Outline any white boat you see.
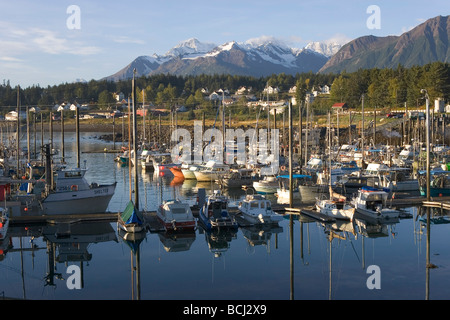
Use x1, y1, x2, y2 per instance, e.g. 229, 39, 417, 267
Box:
41, 167, 116, 215
0, 207, 9, 242
180, 163, 197, 179
253, 175, 278, 194
156, 199, 197, 232
140, 150, 155, 171
315, 198, 355, 220
352, 187, 400, 221
238, 194, 283, 224
193, 160, 230, 182
118, 200, 145, 233
275, 174, 314, 204
198, 190, 238, 231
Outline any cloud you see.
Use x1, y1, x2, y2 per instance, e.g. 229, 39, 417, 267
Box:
0, 56, 23, 62
0, 24, 101, 57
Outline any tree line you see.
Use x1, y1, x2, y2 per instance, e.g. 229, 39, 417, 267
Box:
0, 62, 448, 115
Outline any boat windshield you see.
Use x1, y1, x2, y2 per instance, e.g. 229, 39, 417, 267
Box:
171, 208, 187, 214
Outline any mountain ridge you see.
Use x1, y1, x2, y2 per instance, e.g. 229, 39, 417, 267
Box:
104, 37, 341, 81
319, 15, 450, 73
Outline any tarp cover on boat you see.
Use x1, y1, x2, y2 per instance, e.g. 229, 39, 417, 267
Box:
121, 201, 143, 225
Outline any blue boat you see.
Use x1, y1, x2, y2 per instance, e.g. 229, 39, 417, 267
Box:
198, 190, 238, 231
419, 171, 450, 197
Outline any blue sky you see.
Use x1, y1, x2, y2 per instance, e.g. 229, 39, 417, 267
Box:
0, 0, 448, 88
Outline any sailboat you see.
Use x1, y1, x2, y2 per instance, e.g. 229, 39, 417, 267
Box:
315, 112, 355, 221
117, 69, 145, 234
118, 200, 145, 233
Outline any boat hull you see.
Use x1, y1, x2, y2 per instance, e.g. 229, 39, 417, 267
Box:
181, 169, 196, 179
42, 183, 116, 215
156, 217, 196, 232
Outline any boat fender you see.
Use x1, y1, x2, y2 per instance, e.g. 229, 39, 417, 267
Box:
71, 185, 78, 191
280, 166, 286, 171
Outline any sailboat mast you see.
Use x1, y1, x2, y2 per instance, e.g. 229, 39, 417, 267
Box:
132, 69, 139, 209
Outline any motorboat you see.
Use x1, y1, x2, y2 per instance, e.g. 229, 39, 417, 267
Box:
180, 163, 198, 179
419, 171, 450, 197
253, 175, 278, 194
275, 174, 314, 204
193, 160, 230, 182
217, 168, 254, 188
315, 198, 355, 220
156, 199, 196, 232
351, 187, 400, 221
118, 200, 145, 233
40, 167, 117, 215
198, 190, 238, 231
238, 194, 283, 224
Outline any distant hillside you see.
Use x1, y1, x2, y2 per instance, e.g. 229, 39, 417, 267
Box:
319, 15, 450, 73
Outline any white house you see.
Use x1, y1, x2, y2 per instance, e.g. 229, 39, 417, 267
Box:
114, 92, 125, 102
5, 111, 27, 121
435, 98, 445, 113
263, 86, 280, 95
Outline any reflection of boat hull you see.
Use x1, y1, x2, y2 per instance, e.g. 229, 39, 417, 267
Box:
42, 183, 116, 215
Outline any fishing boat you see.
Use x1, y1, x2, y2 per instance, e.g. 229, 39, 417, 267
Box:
238, 193, 283, 224
351, 186, 400, 221
118, 200, 145, 233
156, 199, 196, 232
198, 190, 238, 231
276, 174, 314, 204
41, 167, 117, 215
253, 175, 278, 194
193, 160, 230, 182
0, 207, 9, 242
419, 172, 450, 197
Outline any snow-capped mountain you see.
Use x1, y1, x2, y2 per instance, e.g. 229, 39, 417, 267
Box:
165, 38, 217, 58
304, 42, 343, 57
104, 37, 341, 81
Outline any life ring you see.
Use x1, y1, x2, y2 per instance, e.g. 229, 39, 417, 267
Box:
71, 185, 78, 191
280, 165, 286, 171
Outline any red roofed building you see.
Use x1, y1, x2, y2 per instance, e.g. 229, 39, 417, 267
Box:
331, 102, 349, 111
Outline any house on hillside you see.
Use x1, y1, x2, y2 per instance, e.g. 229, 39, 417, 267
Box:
263, 86, 280, 95
332, 102, 349, 112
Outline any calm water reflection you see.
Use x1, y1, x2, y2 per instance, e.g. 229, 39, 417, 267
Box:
1, 133, 449, 300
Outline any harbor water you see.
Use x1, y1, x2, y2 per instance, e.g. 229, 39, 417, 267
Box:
1, 132, 450, 300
